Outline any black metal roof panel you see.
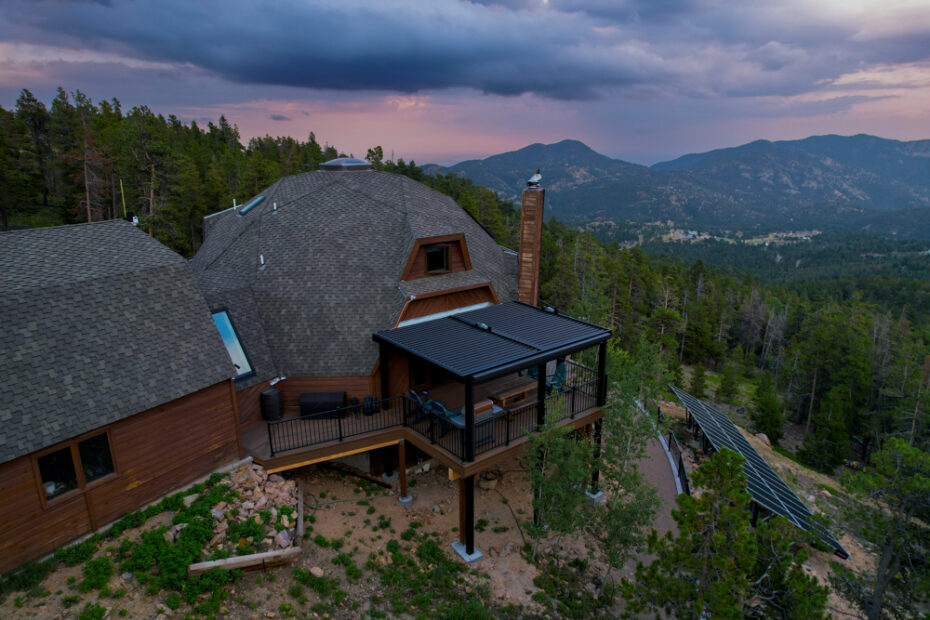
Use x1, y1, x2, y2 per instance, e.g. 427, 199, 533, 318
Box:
373, 301, 610, 379
670, 385, 848, 559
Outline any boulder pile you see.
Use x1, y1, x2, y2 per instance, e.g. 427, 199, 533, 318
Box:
206, 462, 300, 553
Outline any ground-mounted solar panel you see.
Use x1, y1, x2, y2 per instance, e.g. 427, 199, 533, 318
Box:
670, 385, 848, 559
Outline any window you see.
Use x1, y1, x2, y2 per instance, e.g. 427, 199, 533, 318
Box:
37, 447, 77, 500
78, 434, 115, 483
212, 310, 254, 380
36, 432, 115, 501
425, 245, 449, 274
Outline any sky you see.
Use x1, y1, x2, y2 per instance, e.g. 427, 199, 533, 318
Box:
1, 0, 929, 165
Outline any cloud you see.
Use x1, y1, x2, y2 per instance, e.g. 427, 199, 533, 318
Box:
3, 0, 926, 103
269, 113, 290, 121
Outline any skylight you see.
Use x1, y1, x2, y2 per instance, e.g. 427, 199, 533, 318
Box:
212, 310, 254, 379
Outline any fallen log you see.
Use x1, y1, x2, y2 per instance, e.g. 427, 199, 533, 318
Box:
188, 547, 301, 576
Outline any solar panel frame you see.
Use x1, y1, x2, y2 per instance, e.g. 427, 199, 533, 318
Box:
670, 385, 848, 559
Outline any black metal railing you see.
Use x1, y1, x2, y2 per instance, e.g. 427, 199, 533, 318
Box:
264, 368, 606, 461
667, 431, 691, 495
267, 395, 406, 456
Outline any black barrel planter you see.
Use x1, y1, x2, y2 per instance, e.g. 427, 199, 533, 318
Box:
260, 387, 283, 421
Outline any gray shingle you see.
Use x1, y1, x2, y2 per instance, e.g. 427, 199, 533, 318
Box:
192, 170, 519, 383
0, 220, 234, 464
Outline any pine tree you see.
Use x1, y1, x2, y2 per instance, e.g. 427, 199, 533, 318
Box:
751, 374, 784, 445
623, 448, 757, 619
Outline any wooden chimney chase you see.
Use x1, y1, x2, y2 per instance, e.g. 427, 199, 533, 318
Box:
517, 186, 545, 306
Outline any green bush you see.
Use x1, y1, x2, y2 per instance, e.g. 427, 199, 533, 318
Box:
55, 541, 98, 566
78, 602, 107, 620
79, 557, 113, 592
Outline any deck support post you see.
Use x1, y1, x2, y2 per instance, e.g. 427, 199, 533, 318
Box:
398, 440, 412, 506
452, 474, 482, 562
589, 417, 603, 495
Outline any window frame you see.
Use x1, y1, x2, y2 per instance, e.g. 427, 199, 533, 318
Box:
425, 244, 450, 274
31, 428, 119, 509
211, 307, 256, 382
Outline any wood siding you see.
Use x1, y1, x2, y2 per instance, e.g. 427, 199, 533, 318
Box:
0, 381, 238, 573
398, 285, 497, 323
400, 234, 471, 281
237, 380, 274, 426
277, 377, 373, 413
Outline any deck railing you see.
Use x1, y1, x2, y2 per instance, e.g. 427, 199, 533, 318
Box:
267, 395, 406, 456
265, 368, 605, 461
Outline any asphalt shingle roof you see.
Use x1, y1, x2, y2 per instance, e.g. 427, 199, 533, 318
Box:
0, 220, 235, 464
191, 169, 518, 385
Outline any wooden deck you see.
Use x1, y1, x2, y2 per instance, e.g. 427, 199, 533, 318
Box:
241, 402, 602, 476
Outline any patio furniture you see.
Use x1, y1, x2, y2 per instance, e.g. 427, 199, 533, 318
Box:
260, 387, 283, 421
299, 392, 346, 419
486, 375, 536, 408
445, 403, 505, 446
363, 395, 378, 416
546, 362, 567, 394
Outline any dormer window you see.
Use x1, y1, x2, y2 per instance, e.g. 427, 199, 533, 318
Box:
426, 245, 450, 274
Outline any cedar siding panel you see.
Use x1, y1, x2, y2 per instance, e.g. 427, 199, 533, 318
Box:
400, 286, 496, 322
278, 378, 372, 413
237, 380, 274, 427
0, 381, 238, 573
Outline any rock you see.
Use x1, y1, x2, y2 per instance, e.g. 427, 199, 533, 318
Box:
755, 433, 771, 447
432, 504, 441, 513
215, 501, 227, 511
241, 501, 255, 512
807, 495, 816, 503
820, 489, 832, 498
275, 530, 292, 548
182, 494, 198, 508
310, 566, 324, 578
269, 474, 285, 485
210, 508, 225, 520
478, 477, 497, 491
120, 572, 133, 583
209, 533, 225, 547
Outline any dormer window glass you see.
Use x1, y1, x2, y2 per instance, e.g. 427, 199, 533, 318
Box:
426, 245, 450, 274
212, 310, 254, 380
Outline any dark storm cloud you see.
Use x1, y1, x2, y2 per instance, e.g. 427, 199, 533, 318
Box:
2, 0, 929, 101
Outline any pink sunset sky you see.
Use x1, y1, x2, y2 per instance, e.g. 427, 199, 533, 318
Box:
1, 0, 928, 165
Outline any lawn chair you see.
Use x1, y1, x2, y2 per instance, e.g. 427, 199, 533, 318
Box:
406, 390, 430, 425
546, 362, 567, 394
427, 399, 462, 438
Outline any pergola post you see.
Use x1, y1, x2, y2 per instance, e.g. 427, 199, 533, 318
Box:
379, 342, 390, 403
535, 363, 546, 428
464, 378, 475, 462
596, 340, 607, 407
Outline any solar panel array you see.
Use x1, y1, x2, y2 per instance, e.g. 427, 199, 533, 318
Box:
670, 385, 848, 559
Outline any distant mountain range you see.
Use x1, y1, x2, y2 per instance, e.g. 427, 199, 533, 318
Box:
430, 135, 930, 238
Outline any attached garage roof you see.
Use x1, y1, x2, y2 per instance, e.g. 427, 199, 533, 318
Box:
373, 301, 610, 381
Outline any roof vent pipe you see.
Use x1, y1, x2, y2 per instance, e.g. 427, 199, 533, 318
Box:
273, 202, 278, 214
259, 254, 266, 271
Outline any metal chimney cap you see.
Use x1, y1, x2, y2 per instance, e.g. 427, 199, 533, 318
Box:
320, 157, 372, 171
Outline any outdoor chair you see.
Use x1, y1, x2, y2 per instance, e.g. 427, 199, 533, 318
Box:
546, 362, 568, 394
406, 390, 430, 425
427, 399, 463, 438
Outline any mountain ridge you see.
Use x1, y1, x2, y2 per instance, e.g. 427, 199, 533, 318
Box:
433, 134, 930, 238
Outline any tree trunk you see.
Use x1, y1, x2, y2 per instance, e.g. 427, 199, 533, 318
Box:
805, 370, 817, 435
148, 161, 155, 236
